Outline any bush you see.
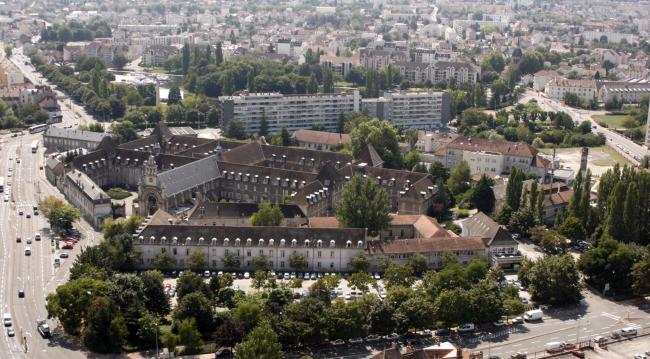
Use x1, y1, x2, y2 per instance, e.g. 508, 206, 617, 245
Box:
107, 188, 131, 200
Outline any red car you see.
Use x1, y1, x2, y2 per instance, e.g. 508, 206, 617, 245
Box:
61, 242, 74, 249
65, 237, 78, 244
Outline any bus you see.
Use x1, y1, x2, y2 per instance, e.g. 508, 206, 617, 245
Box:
0, 176, 4, 193
31, 140, 38, 153
28, 124, 48, 134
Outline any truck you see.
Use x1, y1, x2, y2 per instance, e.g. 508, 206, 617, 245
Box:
544, 341, 567, 352
524, 309, 543, 321
36, 319, 50, 338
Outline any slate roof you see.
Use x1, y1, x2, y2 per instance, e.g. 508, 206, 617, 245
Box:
158, 156, 220, 197
461, 212, 514, 246
366, 236, 485, 255
356, 144, 384, 167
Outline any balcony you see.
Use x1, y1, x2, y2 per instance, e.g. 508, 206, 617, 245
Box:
490, 250, 524, 268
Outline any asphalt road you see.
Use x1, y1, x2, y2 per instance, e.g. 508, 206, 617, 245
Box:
519, 90, 649, 165
0, 49, 104, 356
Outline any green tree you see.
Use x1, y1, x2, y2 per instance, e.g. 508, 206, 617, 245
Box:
527, 254, 582, 305
563, 92, 581, 108
348, 272, 375, 293
233, 302, 262, 332
409, 253, 428, 276
167, 86, 182, 105
505, 166, 524, 211
307, 75, 318, 94
112, 53, 128, 70
235, 321, 284, 359
470, 174, 495, 213
45, 278, 111, 335
173, 292, 214, 332
153, 252, 176, 272
369, 301, 397, 335
383, 264, 415, 289
322, 69, 334, 93
187, 250, 206, 272
223, 252, 241, 269
350, 253, 370, 272
176, 271, 210, 300
141, 270, 170, 316
403, 151, 421, 171
249, 202, 283, 226
215, 319, 245, 349
350, 119, 402, 168
182, 44, 190, 74
4, 44, 12, 57
289, 253, 308, 270
447, 160, 471, 195
82, 296, 126, 353
556, 216, 586, 242
110, 120, 138, 144
336, 175, 391, 235
578, 236, 638, 295
434, 288, 472, 326
226, 119, 247, 139
215, 42, 223, 65
429, 161, 450, 182
518, 51, 544, 74
632, 249, 650, 295
605, 182, 626, 241
259, 113, 269, 137
46, 204, 81, 230
508, 207, 536, 235
177, 318, 203, 354
252, 256, 268, 271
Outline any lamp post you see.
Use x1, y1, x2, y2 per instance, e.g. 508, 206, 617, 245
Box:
155, 319, 159, 358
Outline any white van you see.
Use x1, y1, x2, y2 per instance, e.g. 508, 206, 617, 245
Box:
524, 309, 543, 321
544, 341, 565, 352
3, 313, 11, 327
24, 246, 31, 256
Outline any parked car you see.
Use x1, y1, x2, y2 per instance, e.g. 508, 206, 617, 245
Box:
214, 347, 233, 358
15, 236, 20, 243
243, 272, 250, 279
6, 327, 15, 337
457, 323, 475, 333
435, 328, 451, 337
365, 334, 381, 342
592, 335, 607, 344
510, 353, 526, 359
511, 317, 524, 325
385, 333, 400, 341
349, 337, 363, 345
633, 355, 646, 359
36, 320, 51, 338
60, 253, 69, 259
331, 339, 346, 346
18, 289, 24, 298
620, 327, 637, 337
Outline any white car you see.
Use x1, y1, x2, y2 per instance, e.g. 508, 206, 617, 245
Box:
243, 272, 250, 279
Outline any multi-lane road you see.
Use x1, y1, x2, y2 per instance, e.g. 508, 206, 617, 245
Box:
519, 91, 649, 164
0, 47, 102, 358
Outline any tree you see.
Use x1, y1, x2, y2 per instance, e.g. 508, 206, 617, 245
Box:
233, 302, 262, 332
434, 288, 472, 326
235, 321, 283, 359
4, 44, 12, 57
141, 270, 170, 316
369, 301, 397, 335
252, 256, 268, 271
556, 216, 586, 242
110, 120, 138, 144
39, 196, 65, 217
153, 252, 176, 272
182, 44, 190, 74
605, 182, 626, 242
112, 53, 128, 70
632, 249, 650, 295
505, 167, 524, 211
215, 319, 245, 349
215, 42, 223, 65
518, 51, 544, 74
177, 318, 203, 354
383, 264, 415, 289
508, 207, 536, 235
176, 271, 210, 300
578, 236, 638, 295
527, 254, 582, 305
47, 204, 81, 230
563, 92, 581, 108
249, 202, 283, 226
470, 174, 495, 213
173, 292, 214, 332
46, 278, 111, 335
336, 175, 391, 235
447, 160, 471, 195
223, 252, 241, 269
348, 272, 374, 293
350, 119, 402, 168
226, 120, 247, 140
187, 250, 206, 272
167, 86, 182, 105
403, 151, 421, 171
259, 114, 269, 137
346, 253, 370, 272
307, 75, 318, 94
429, 161, 450, 182
409, 253, 428, 276
322, 69, 334, 93
289, 253, 308, 270
82, 297, 127, 354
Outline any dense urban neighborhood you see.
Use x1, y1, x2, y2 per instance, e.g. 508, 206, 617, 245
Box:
0, 0, 649, 358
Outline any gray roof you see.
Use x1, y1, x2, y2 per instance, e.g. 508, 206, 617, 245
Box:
159, 155, 220, 197
66, 169, 109, 202
461, 211, 514, 246
44, 127, 107, 143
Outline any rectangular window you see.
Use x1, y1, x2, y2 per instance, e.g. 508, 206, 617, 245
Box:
317, 262, 321, 268
280, 261, 285, 268
172, 248, 177, 255
281, 250, 285, 258
317, 251, 322, 258
247, 250, 251, 257
330, 251, 334, 258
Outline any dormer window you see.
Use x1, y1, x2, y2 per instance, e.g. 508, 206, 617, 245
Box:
138, 236, 144, 244
246, 238, 252, 246
357, 241, 363, 248
304, 239, 310, 247
269, 239, 275, 246
291, 239, 297, 247
346, 240, 352, 248
224, 238, 230, 246
235, 238, 241, 246
330, 240, 335, 247
160, 236, 166, 244
280, 239, 286, 247
211, 238, 217, 245
317, 240, 323, 247
258, 239, 264, 246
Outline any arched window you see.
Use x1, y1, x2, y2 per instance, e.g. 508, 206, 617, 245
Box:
345, 240, 352, 248
235, 238, 241, 246
357, 240, 363, 248
269, 238, 275, 246
259, 238, 264, 246
224, 238, 230, 246
291, 239, 297, 247
330, 240, 335, 247
317, 240, 323, 247
304, 239, 310, 247
280, 239, 286, 247
246, 238, 252, 246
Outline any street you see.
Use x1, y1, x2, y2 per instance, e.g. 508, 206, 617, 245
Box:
519, 91, 649, 165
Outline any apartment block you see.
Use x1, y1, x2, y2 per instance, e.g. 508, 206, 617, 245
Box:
362, 91, 451, 130
218, 91, 361, 135
545, 78, 597, 102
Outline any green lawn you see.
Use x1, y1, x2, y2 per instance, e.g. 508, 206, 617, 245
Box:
591, 114, 630, 129
107, 188, 132, 200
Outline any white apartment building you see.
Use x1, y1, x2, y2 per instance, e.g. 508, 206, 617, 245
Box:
276, 39, 302, 59
362, 91, 451, 130
545, 78, 597, 102
219, 91, 361, 135
582, 31, 635, 44
598, 80, 650, 104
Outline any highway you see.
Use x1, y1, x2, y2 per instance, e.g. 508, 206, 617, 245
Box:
0, 47, 103, 358
519, 90, 649, 165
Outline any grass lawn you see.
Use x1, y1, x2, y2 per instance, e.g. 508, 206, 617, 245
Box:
107, 187, 132, 200
591, 114, 630, 128
592, 145, 629, 166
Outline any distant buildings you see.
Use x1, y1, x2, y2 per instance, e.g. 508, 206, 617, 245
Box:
141, 45, 179, 67
43, 127, 108, 152
545, 78, 597, 102
0, 58, 24, 87
362, 90, 451, 130
581, 30, 635, 44
292, 129, 351, 151
597, 80, 650, 104
218, 91, 361, 135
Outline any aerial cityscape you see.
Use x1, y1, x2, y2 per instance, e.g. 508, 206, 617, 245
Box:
0, 0, 649, 358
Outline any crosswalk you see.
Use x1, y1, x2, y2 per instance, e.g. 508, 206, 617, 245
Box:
601, 311, 643, 329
